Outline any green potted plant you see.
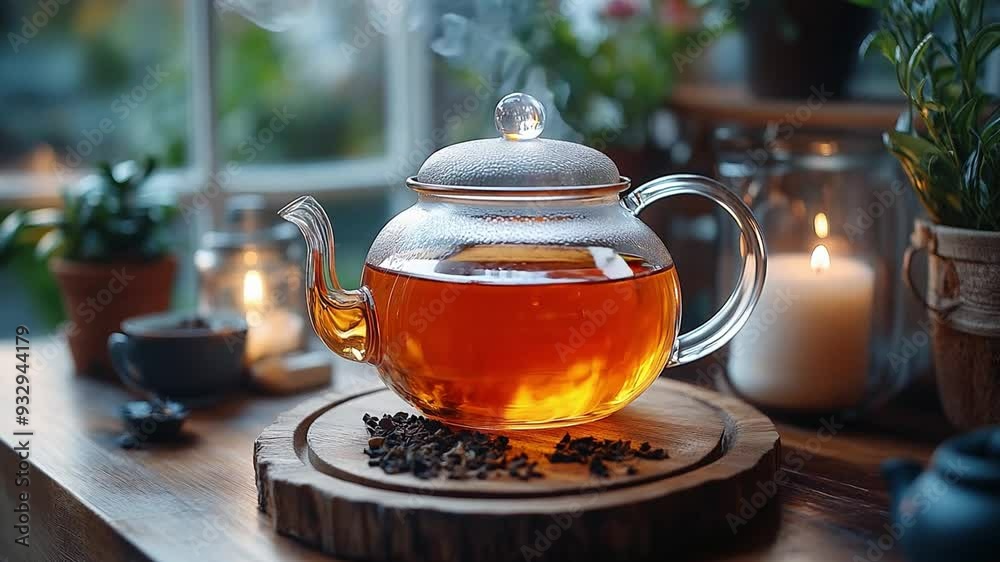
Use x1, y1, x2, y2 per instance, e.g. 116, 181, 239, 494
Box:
0, 158, 178, 378
863, 0, 1000, 428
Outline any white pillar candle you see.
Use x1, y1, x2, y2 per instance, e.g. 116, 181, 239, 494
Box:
728, 246, 874, 411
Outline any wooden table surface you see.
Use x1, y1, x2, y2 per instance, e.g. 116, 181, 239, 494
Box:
1, 341, 949, 562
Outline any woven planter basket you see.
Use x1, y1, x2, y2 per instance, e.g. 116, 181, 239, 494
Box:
904, 219, 1000, 429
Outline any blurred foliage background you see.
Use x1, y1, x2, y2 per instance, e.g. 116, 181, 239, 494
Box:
3, 0, 864, 331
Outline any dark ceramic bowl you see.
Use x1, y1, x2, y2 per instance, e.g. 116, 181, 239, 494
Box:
108, 310, 248, 403
883, 426, 1000, 562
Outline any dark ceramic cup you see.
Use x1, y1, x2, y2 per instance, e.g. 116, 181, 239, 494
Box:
108, 311, 248, 403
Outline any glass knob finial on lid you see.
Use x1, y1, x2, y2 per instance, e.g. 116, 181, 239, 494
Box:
414, 91, 619, 187
494, 92, 546, 141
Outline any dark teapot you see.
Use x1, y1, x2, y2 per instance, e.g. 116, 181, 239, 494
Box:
882, 427, 1000, 562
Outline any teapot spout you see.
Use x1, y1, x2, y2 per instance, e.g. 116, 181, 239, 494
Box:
278, 196, 377, 363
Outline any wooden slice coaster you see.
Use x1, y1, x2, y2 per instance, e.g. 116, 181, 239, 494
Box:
255, 378, 780, 562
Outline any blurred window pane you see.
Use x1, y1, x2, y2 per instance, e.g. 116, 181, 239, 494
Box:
0, 0, 190, 172
217, 1, 387, 164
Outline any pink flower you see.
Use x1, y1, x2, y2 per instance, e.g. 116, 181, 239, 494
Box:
660, 0, 700, 29
604, 0, 639, 19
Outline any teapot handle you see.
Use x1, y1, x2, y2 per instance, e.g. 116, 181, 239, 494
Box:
621, 174, 767, 366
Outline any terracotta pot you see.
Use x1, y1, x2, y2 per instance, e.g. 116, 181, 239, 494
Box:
904, 220, 1000, 429
51, 255, 176, 379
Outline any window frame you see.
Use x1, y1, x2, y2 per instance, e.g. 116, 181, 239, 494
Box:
0, 0, 430, 205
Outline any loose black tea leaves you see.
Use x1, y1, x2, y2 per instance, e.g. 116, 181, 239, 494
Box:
636, 441, 669, 460
362, 412, 530, 481
361, 413, 669, 480
548, 434, 669, 477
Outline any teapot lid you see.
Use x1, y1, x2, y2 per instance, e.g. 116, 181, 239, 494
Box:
415, 93, 621, 189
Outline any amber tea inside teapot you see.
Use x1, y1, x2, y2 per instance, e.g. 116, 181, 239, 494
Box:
281, 93, 767, 429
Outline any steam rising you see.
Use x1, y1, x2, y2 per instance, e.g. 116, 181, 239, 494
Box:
215, 0, 316, 32
430, 3, 582, 142
217, 0, 592, 142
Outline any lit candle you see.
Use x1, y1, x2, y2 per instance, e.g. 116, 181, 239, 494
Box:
814, 212, 829, 239
243, 269, 305, 361
727, 243, 875, 411
812, 211, 849, 255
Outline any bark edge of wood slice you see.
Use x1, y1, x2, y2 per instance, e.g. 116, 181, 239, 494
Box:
254, 378, 780, 562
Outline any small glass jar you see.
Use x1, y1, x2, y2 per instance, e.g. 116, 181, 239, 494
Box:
194, 196, 307, 361
713, 127, 928, 415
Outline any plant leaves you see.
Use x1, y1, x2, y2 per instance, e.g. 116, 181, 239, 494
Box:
951, 95, 981, 132
25, 156, 178, 262
905, 33, 935, 99
961, 22, 1000, 81
884, 130, 964, 221
981, 110, 1000, 147
859, 30, 898, 62
909, 0, 939, 18
0, 209, 63, 261
895, 109, 913, 134
963, 129, 985, 193
871, 0, 1000, 229
34, 230, 64, 261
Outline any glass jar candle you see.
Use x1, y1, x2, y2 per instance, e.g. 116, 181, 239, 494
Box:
194, 196, 307, 361
713, 127, 929, 415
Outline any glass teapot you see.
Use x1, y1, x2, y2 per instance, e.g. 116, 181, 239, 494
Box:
280, 93, 766, 429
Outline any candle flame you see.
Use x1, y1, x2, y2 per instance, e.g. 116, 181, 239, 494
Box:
243, 269, 264, 308
814, 141, 836, 156
814, 212, 829, 239
242, 250, 259, 266
811, 244, 831, 273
